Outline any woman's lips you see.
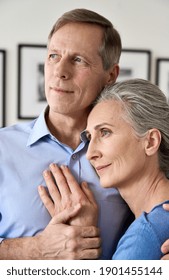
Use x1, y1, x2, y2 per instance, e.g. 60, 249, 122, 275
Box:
95, 164, 111, 174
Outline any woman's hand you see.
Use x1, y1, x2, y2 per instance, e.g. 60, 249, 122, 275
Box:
161, 203, 169, 260
38, 164, 98, 227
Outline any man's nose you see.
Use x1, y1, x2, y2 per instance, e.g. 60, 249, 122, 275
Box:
54, 58, 71, 79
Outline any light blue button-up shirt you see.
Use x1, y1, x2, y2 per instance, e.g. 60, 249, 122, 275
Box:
0, 108, 132, 259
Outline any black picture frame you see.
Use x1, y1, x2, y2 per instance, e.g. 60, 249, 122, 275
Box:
117, 49, 151, 82
18, 44, 47, 119
0, 49, 6, 127
156, 58, 169, 100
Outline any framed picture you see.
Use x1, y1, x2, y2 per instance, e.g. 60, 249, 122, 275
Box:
18, 44, 47, 119
0, 50, 6, 127
117, 49, 151, 82
156, 58, 169, 100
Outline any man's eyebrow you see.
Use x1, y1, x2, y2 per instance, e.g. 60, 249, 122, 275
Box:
48, 47, 59, 52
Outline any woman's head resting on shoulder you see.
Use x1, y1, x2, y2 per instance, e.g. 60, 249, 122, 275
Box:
84, 79, 169, 188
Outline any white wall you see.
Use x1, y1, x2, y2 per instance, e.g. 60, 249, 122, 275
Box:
0, 0, 169, 126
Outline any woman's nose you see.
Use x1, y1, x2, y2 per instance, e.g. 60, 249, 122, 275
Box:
86, 140, 101, 161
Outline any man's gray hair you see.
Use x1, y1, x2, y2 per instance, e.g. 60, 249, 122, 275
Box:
48, 8, 121, 70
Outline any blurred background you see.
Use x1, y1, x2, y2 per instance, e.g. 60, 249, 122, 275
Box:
0, 0, 169, 126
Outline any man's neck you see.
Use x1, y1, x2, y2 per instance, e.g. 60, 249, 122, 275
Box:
46, 110, 89, 150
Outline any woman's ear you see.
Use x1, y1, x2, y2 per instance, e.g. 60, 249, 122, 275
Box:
145, 129, 161, 156
106, 64, 119, 85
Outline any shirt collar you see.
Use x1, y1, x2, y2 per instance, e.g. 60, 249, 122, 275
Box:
80, 130, 89, 144
27, 107, 89, 147
27, 107, 50, 146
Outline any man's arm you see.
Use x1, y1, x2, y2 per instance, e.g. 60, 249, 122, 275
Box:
0, 205, 101, 260
161, 203, 169, 260
0, 236, 41, 260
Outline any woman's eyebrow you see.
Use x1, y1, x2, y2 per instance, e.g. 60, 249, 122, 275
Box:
86, 122, 115, 132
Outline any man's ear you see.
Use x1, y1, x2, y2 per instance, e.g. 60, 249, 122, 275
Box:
106, 64, 119, 85
145, 129, 161, 156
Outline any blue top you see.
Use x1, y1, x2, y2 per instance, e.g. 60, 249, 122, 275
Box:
0, 108, 131, 259
112, 201, 169, 260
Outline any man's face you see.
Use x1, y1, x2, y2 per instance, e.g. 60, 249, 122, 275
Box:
45, 22, 114, 116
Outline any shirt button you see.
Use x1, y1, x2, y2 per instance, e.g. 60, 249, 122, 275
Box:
72, 154, 77, 160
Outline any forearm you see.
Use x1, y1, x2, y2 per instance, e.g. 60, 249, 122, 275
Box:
0, 224, 101, 260
0, 236, 41, 260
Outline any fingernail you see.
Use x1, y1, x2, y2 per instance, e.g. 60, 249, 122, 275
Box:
60, 165, 67, 169
43, 170, 49, 177
50, 163, 55, 169
38, 185, 43, 192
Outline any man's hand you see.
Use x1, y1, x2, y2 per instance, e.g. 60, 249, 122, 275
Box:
161, 203, 169, 260
0, 205, 101, 260
161, 239, 169, 260
36, 204, 101, 259
38, 164, 98, 227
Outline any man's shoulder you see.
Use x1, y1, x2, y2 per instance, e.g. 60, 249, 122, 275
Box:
0, 119, 36, 134
0, 119, 36, 135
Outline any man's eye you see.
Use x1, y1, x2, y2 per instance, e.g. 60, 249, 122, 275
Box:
74, 57, 82, 63
74, 56, 88, 65
49, 54, 59, 60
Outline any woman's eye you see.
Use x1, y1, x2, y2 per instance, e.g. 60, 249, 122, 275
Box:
100, 129, 111, 137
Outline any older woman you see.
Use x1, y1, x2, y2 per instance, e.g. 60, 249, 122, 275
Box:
39, 79, 169, 259
83, 78, 169, 259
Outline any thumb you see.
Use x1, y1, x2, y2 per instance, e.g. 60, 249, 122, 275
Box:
50, 203, 81, 224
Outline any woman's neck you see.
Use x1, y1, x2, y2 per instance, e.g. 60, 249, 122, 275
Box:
118, 171, 169, 218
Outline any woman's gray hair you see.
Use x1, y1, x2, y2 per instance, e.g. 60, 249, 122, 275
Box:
48, 8, 121, 70
96, 78, 169, 177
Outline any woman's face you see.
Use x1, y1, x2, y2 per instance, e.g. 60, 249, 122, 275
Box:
86, 100, 147, 188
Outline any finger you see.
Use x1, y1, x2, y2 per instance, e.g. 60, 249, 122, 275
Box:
38, 185, 55, 217
51, 204, 81, 224
161, 239, 169, 254
80, 226, 100, 238
163, 203, 169, 211
81, 181, 97, 206
60, 165, 86, 196
50, 164, 71, 197
80, 237, 101, 250
43, 169, 61, 202
79, 248, 101, 260
161, 254, 169, 260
